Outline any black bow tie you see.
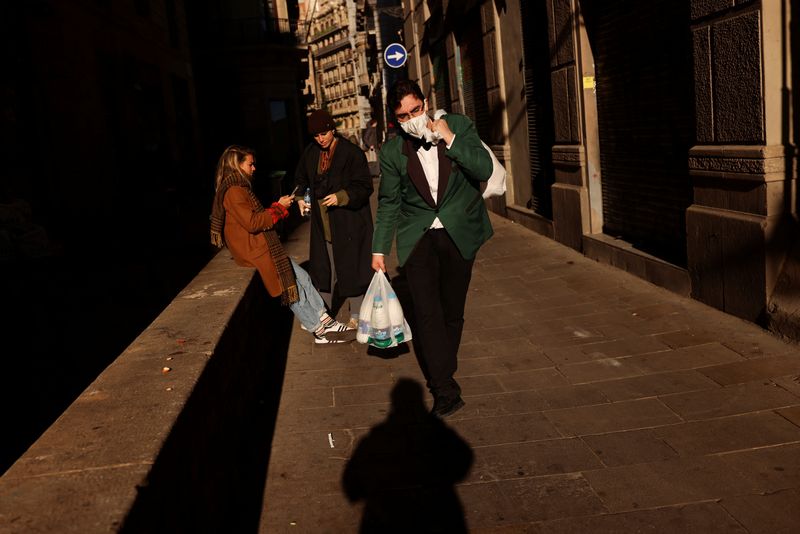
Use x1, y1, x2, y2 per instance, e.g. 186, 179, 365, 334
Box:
414, 139, 434, 151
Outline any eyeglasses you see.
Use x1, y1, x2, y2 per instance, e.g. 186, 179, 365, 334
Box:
395, 104, 424, 123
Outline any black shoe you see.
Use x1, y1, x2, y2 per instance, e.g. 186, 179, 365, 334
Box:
431, 394, 465, 418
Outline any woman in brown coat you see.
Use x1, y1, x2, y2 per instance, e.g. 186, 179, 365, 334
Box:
210, 145, 353, 343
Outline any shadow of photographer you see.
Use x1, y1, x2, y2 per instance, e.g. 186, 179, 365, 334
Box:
342, 378, 473, 533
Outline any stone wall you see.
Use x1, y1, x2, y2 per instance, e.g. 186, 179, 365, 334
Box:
0, 251, 294, 533
687, 0, 797, 323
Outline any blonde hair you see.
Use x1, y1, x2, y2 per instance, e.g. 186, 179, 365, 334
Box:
214, 145, 255, 189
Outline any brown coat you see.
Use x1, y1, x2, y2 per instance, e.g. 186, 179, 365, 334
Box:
223, 186, 282, 297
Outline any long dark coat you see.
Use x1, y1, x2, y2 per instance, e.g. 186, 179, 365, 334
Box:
294, 135, 374, 297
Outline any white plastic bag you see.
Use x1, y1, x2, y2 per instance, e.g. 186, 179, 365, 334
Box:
480, 141, 507, 199
357, 271, 413, 348
432, 109, 506, 199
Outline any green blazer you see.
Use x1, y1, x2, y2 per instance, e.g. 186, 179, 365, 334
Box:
373, 113, 494, 266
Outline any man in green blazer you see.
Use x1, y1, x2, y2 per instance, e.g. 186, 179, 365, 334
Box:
372, 80, 493, 418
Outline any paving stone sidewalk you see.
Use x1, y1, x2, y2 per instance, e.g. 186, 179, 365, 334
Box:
259, 212, 800, 533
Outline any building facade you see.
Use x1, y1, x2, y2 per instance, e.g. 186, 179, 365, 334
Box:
399, 0, 799, 339
185, 0, 309, 187
304, 0, 375, 141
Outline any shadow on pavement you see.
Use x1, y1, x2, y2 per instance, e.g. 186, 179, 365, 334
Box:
342, 378, 473, 533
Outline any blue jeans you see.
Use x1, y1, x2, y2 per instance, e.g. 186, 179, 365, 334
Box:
289, 259, 326, 332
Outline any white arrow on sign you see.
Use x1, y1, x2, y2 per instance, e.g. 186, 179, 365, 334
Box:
384, 43, 407, 68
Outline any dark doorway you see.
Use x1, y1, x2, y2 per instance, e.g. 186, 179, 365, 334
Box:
582, 0, 694, 266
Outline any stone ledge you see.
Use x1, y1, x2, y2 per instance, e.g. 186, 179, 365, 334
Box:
505, 205, 554, 238
688, 159, 786, 176
689, 145, 788, 158
552, 144, 586, 165
688, 145, 792, 181
582, 233, 691, 296
689, 169, 787, 183
0, 250, 292, 533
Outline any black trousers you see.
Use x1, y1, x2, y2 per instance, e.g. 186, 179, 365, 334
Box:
404, 228, 474, 398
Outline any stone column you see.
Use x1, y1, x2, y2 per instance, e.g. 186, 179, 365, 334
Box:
547, 0, 598, 250
687, 0, 796, 321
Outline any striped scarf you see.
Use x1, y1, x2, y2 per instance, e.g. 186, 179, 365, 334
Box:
210, 175, 299, 305
318, 137, 338, 174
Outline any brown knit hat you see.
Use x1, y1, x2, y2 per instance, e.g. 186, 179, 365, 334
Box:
307, 109, 335, 135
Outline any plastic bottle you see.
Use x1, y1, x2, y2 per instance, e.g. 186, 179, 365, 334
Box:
386, 290, 405, 343
369, 295, 392, 348
356, 295, 371, 344
303, 188, 311, 217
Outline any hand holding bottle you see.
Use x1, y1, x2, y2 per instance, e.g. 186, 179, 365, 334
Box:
301, 188, 312, 216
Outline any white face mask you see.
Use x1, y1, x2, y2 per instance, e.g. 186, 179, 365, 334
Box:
400, 100, 443, 144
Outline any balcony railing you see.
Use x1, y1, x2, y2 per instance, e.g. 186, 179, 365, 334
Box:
313, 37, 350, 57
217, 17, 309, 47
308, 24, 341, 43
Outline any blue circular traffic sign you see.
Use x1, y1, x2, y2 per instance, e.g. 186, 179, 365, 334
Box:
383, 43, 407, 69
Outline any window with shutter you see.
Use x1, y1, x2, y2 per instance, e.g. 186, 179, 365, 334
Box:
456, 7, 490, 142
520, 0, 555, 218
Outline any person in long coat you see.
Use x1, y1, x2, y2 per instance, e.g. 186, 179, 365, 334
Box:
295, 109, 374, 328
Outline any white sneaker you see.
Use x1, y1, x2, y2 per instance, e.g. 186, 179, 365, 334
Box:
323, 320, 355, 334
313, 332, 347, 344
